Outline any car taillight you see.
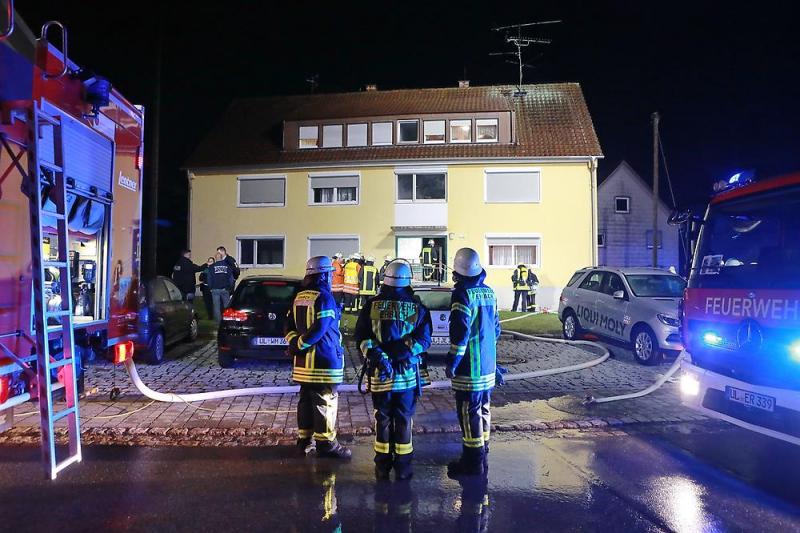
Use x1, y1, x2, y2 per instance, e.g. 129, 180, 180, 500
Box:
223, 308, 249, 322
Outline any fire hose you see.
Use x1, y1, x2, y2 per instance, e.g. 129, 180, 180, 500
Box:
583, 351, 685, 405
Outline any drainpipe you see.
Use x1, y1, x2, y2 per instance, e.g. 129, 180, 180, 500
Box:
589, 157, 598, 266
186, 170, 193, 249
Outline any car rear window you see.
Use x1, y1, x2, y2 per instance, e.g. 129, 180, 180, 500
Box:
566, 271, 586, 287
232, 282, 299, 308
415, 290, 452, 310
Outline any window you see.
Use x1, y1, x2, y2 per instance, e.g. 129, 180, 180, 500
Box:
308, 236, 359, 258
237, 176, 286, 207
598, 232, 606, 247
150, 280, 170, 304
372, 122, 392, 145
485, 169, 540, 203
347, 123, 367, 147
423, 120, 445, 144
321, 125, 343, 148
450, 119, 471, 143
309, 173, 359, 205
299, 126, 319, 149
601, 273, 626, 297
566, 271, 586, 287
578, 270, 605, 292
238, 237, 285, 267
396, 172, 446, 202
645, 230, 663, 249
398, 120, 419, 143
486, 236, 540, 267
164, 279, 184, 301
615, 196, 630, 213
476, 118, 498, 142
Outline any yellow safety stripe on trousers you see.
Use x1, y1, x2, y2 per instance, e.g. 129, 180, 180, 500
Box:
483, 431, 491, 442
451, 302, 472, 316
374, 440, 390, 454
314, 429, 337, 442
463, 436, 485, 448
395, 441, 413, 455
298, 428, 313, 438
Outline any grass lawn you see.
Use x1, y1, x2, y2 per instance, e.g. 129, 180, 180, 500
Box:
498, 311, 563, 337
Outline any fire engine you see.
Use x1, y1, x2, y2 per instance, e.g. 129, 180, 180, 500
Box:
677, 170, 800, 445
0, 2, 144, 477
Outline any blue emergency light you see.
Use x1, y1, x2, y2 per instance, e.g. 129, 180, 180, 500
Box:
703, 331, 723, 347
712, 171, 755, 194
790, 341, 800, 363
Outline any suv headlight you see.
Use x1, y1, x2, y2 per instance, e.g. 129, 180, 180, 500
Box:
657, 313, 681, 328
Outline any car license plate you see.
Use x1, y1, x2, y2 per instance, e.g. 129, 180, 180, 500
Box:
431, 336, 449, 345
726, 386, 775, 412
253, 337, 287, 347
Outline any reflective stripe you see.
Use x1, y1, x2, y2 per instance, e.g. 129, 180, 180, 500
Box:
483, 431, 491, 442
451, 373, 496, 392
463, 436, 484, 448
374, 441, 390, 454
298, 336, 311, 350
451, 302, 471, 315
360, 339, 375, 356
285, 331, 299, 343
316, 309, 336, 319
314, 430, 337, 442
395, 442, 413, 455
450, 344, 467, 356
298, 428, 313, 438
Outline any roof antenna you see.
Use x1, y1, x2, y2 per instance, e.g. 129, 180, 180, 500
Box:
306, 74, 319, 94
490, 20, 560, 96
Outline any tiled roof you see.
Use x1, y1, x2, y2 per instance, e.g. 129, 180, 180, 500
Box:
184, 83, 602, 170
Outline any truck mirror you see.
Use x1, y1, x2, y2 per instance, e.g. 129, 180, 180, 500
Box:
613, 290, 626, 300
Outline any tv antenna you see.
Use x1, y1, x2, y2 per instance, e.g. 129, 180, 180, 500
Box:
490, 20, 561, 96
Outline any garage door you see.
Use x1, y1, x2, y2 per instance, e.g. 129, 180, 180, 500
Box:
308, 236, 359, 259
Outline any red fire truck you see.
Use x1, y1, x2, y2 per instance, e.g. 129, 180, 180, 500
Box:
0, 3, 144, 476
678, 171, 800, 445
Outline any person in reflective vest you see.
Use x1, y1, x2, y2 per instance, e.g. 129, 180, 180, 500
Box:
331, 253, 345, 307
285, 256, 351, 459
419, 239, 435, 281
511, 264, 533, 312
446, 248, 501, 477
526, 270, 540, 312
356, 260, 432, 480
343, 255, 361, 312
378, 254, 393, 285
359, 256, 379, 310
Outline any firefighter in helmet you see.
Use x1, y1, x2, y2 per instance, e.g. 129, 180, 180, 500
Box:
419, 239, 436, 281
285, 256, 351, 459
355, 260, 432, 480
446, 248, 500, 477
379, 254, 393, 285
331, 253, 345, 308
343, 254, 361, 312
511, 263, 533, 312
359, 255, 379, 310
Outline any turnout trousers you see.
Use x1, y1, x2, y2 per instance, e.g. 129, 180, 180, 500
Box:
512, 290, 528, 312
297, 384, 340, 447
455, 390, 492, 463
372, 390, 417, 469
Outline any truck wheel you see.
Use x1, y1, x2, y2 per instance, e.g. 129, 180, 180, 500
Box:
632, 326, 660, 365
187, 317, 199, 342
562, 311, 582, 341
218, 350, 234, 368
146, 332, 165, 365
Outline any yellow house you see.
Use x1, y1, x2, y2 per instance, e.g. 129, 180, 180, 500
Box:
184, 83, 602, 310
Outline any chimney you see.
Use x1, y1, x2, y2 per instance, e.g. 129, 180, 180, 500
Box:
458, 80, 470, 88
365, 84, 378, 92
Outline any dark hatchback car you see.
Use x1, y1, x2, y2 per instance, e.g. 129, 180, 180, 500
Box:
136, 276, 198, 364
217, 276, 303, 367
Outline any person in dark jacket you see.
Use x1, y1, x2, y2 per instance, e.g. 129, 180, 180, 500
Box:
285, 256, 351, 460
446, 248, 501, 477
355, 260, 432, 480
216, 246, 240, 291
172, 249, 201, 304
198, 256, 215, 319
207, 252, 234, 321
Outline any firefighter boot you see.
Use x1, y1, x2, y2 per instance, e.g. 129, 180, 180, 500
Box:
394, 453, 414, 481
317, 441, 353, 460
447, 447, 484, 478
375, 452, 393, 480
297, 437, 315, 456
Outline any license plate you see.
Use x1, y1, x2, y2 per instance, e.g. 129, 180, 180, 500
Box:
726, 386, 775, 412
253, 337, 287, 347
431, 336, 449, 345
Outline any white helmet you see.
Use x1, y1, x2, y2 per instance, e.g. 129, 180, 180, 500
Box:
384, 254, 393, 261
366, 255, 375, 263
428, 239, 435, 246
383, 261, 413, 287
333, 252, 343, 259
353, 252, 362, 260
306, 255, 335, 275
453, 247, 482, 277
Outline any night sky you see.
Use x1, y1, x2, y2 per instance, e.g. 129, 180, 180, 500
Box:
18, 1, 800, 273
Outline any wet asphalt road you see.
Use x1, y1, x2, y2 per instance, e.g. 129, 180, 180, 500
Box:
3, 424, 800, 532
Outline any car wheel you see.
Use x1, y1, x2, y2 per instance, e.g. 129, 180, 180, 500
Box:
218, 350, 234, 368
146, 331, 165, 365
562, 311, 582, 341
187, 317, 199, 342
633, 326, 660, 365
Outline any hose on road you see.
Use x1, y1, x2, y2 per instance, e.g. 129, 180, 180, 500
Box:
583, 351, 685, 405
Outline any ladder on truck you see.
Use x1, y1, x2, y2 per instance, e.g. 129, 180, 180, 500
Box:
27, 103, 82, 479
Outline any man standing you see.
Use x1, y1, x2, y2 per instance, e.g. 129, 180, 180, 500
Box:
527, 270, 540, 312
511, 264, 532, 312
331, 253, 345, 307
207, 252, 234, 321
216, 246, 240, 291
355, 260, 431, 480
343, 255, 361, 312
172, 249, 201, 305
378, 254, 393, 285
358, 256, 379, 311
419, 240, 435, 281
446, 248, 500, 477
285, 256, 351, 459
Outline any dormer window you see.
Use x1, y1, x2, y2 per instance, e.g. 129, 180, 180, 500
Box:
450, 119, 472, 143
299, 126, 319, 149
397, 120, 419, 143
372, 122, 392, 145
476, 119, 498, 142
423, 120, 445, 144
322, 125, 343, 148
347, 123, 368, 146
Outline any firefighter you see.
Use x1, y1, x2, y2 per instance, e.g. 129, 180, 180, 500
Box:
359, 256, 379, 310
446, 247, 500, 477
526, 270, 540, 312
379, 254, 393, 284
343, 255, 361, 312
331, 253, 345, 307
285, 256, 351, 459
511, 264, 532, 312
419, 239, 435, 281
355, 260, 432, 480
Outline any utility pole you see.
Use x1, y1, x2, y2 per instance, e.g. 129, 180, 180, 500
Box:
145, 9, 163, 279
652, 112, 660, 268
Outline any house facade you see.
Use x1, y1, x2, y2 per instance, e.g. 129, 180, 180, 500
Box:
597, 161, 680, 270
184, 83, 602, 310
